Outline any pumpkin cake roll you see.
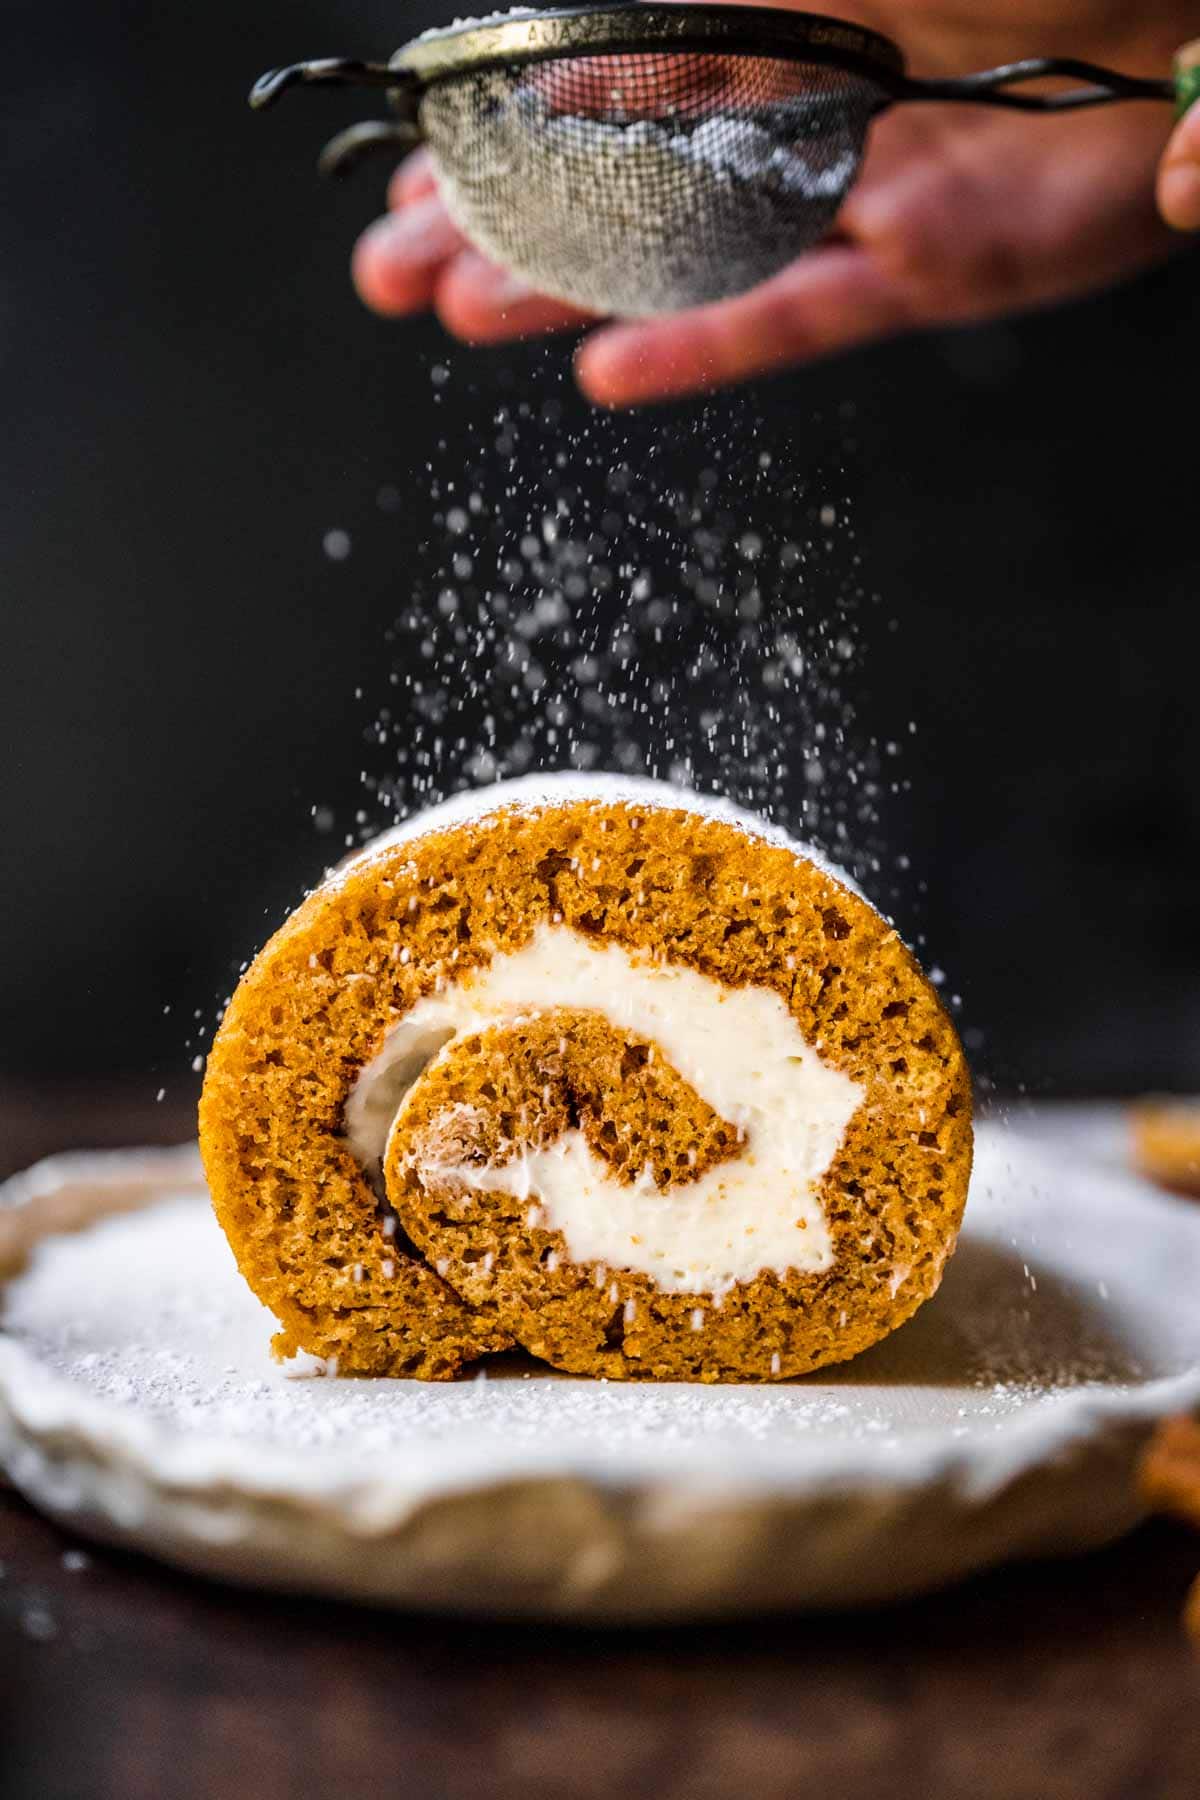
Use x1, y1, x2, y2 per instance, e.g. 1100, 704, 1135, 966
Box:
200, 774, 972, 1381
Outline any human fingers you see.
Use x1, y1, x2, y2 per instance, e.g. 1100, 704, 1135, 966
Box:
1158, 85, 1200, 230
841, 105, 1172, 320
574, 100, 1173, 406
387, 148, 440, 212
574, 243, 907, 404
352, 191, 471, 315
435, 249, 593, 342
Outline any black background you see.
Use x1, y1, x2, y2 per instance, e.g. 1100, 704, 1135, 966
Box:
3, 0, 1198, 1099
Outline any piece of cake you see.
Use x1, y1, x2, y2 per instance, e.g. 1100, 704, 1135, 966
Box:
200, 774, 972, 1380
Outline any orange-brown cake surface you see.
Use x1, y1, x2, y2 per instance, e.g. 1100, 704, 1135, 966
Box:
199, 774, 973, 1381
1131, 1100, 1200, 1199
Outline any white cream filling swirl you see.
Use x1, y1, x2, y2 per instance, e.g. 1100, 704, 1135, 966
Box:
347, 923, 862, 1301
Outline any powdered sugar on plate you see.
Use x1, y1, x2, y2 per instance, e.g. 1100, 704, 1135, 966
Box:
3, 1109, 1199, 1615
3, 1116, 1196, 1468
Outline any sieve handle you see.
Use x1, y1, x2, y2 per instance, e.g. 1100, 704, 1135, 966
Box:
249, 58, 415, 112
901, 56, 1175, 112
319, 120, 423, 180
250, 57, 425, 178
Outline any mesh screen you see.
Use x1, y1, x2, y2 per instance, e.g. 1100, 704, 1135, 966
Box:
420, 54, 883, 315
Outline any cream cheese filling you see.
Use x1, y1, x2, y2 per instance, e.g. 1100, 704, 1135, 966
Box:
347, 924, 862, 1300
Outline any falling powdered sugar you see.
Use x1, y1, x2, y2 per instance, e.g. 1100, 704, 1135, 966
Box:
350, 398, 910, 913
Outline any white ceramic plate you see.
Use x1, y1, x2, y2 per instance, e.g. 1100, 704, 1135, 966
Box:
2, 1109, 1198, 1621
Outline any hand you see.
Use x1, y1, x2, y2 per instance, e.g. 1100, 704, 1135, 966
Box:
352, 3, 1197, 405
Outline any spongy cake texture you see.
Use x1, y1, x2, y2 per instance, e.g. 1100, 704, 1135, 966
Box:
199, 779, 972, 1381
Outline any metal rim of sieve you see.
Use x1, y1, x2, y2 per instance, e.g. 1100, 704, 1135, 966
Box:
391, 6, 903, 91
250, 5, 1177, 300
251, 5, 1174, 133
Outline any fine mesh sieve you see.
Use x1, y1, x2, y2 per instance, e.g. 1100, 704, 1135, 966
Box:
252, 5, 1188, 317
418, 54, 880, 312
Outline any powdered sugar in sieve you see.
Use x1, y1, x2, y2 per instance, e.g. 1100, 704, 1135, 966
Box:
420, 68, 875, 313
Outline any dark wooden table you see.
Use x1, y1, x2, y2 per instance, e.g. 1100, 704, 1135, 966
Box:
3, 1086, 1199, 1800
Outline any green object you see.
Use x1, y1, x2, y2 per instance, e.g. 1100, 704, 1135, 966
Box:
1175, 54, 1200, 118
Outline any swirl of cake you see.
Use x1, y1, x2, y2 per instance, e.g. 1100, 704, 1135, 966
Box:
200, 774, 972, 1381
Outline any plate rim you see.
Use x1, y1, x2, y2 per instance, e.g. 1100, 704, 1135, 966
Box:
3, 1130, 1200, 1524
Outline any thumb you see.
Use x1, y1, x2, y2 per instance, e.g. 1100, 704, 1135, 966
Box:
1158, 41, 1200, 231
